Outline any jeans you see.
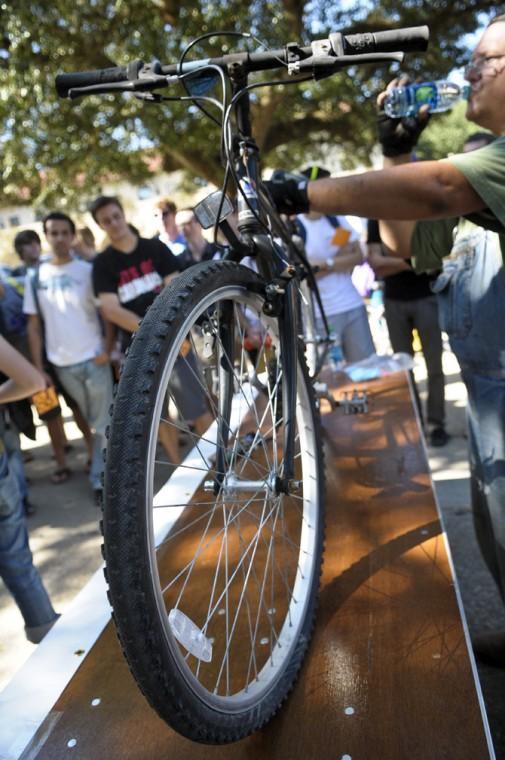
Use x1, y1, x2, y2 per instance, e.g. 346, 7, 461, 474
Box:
433, 227, 505, 599
56, 359, 114, 490
384, 295, 445, 428
0, 414, 28, 503
463, 370, 505, 601
0, 453, 57, 628
317, 305, 375, 363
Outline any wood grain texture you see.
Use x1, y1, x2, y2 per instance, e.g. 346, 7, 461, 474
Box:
28, 373, 492, 760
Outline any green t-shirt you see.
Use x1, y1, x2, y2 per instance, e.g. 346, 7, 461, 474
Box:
412, 136, 505, 272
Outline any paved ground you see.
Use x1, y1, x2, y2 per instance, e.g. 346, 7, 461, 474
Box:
1, 353, 504, 757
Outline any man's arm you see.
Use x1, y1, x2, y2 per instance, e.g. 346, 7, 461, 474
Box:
322, 240, 363, 275
376, 153, 418, 259
307, 160, 485, 223
27, 313, 45, 372
98, 292, 141, 333
103, 318, 117, 355
367, 244, 412, 278
0, 336, 45, 403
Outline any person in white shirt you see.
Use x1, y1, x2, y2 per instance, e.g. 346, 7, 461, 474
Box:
295, 167, 375, 362
24, 212, 113, 502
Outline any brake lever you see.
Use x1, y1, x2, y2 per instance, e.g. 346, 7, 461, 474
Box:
288, 51, 404, 77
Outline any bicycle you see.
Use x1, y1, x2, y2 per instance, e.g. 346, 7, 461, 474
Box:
56, 23, 428, 744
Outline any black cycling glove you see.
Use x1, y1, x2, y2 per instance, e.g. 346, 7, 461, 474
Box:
264, 170, 310, 215
377, 109, 430, 158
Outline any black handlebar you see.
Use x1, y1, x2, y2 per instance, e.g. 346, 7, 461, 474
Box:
55, 25, 429, 99
337, 25, 429, 55
55, 64, 130, 98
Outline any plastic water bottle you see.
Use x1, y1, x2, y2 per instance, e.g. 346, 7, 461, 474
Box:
383, 80, 470, 118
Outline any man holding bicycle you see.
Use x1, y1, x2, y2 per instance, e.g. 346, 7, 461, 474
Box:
270, 13, 505, 665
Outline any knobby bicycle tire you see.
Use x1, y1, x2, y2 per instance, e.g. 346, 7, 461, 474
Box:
102, 260, 325, 744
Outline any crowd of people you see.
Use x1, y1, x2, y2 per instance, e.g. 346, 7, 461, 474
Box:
0, 196, 221, 641
1, 12, 504, 673
0, 186, 450, 646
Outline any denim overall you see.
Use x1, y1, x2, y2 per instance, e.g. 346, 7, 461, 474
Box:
433, 223, 505, 599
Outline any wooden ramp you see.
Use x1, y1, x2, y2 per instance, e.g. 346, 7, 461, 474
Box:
0, 373, 494, 759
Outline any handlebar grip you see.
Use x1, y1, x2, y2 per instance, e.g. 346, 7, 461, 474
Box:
55, 64, 133, 98
340, 25, 429, 55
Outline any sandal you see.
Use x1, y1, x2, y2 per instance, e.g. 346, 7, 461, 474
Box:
51, 467, 72, 485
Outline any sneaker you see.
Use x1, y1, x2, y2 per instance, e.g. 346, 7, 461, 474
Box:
25, 614, 60, 644
429, 426, 449, 447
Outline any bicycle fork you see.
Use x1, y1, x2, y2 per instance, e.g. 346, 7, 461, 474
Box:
276, 278, 300, 494
205, 281, 300, 497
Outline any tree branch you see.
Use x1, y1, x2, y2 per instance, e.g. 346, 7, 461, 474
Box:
280, 0, 306, 38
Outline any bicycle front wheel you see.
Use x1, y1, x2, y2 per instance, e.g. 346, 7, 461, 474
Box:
103, 261, 325, 744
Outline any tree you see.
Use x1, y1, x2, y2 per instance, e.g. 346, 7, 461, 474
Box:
0, 1, 497, 210
416, 101, 478, 160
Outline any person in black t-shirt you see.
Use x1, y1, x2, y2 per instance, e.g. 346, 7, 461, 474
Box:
92, 200, 179, 338
91, 196, 212, 463
367, 219, 448, 447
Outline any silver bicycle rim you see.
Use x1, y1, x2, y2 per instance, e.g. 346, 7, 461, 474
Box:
145, 285, 320, 712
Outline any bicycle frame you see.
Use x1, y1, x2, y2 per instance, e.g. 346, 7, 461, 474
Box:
55, 25, 430, 741
55, 25, 429, 489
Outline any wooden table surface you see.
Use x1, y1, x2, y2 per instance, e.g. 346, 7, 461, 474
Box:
26, 373, 493, 760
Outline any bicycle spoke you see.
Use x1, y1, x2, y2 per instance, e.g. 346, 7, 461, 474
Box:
160, 490, 269, 592
107, 280, 323, 712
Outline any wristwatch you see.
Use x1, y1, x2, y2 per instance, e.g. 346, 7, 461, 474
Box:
325, 256, 334, 271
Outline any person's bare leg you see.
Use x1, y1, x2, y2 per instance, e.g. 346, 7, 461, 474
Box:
71, 404, 94, 461
194, 411, 213, 437
158, 420, 180, 464
46, 414, 67, 469
55, 411, 70, 447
